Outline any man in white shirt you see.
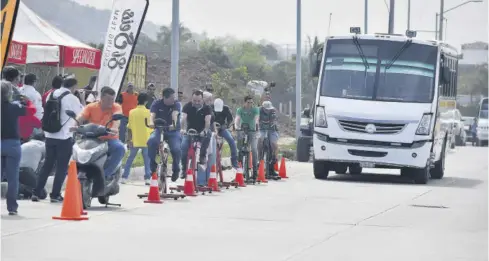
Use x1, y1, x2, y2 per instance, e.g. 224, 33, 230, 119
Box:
20, 73, 43, 120
31, 77, 84, 203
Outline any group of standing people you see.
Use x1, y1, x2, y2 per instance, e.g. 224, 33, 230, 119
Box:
1, 66, 280, 216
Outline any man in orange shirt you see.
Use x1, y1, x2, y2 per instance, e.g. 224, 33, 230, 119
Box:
116, 82, 138, 143
77, 87, 126, 179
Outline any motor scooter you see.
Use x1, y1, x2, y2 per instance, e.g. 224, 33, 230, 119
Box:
66, 110, 126, 209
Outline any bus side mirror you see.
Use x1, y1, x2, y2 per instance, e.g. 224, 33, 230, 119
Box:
311, 47, 323, 77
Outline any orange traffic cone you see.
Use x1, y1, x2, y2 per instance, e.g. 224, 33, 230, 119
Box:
279, 157, 289, 179
76, 179, 87, 215
144, 173, 163, 204
53, 161, 89, 221
234, 163, 246, 187
256, 160, 268, 183
274, 162, 279, 173
183, 169, 197, 196
208, 164, 220, 192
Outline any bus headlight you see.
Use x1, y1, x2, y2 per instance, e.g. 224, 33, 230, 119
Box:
416, 113, 432, 135
315, 106, 328, 128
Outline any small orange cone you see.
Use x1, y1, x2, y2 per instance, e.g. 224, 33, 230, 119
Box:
235, 163, 246, 187
53, 161, 88, 221
279, 157, 289, 179
208, 164, 220, 192
256, 160, 268, 183
183, 169, 197, 196
144, 173, 163, 204
76, 179, 87, 215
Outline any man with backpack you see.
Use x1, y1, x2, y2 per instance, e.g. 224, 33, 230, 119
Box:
31, 77, 84, 203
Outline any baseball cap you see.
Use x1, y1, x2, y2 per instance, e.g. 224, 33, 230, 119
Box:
214, 98, 224, 112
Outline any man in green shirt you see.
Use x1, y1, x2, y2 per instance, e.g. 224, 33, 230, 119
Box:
234, 95, 259, 180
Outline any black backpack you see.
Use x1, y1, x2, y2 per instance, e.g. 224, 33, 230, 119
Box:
41, 91, 71, 133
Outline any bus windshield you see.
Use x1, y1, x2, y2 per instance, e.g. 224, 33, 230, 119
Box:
320, 38, 438, 103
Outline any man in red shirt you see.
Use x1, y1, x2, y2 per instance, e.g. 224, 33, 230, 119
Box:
42, 75, 63, 107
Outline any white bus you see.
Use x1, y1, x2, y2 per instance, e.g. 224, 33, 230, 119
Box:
311, 29, 458, 184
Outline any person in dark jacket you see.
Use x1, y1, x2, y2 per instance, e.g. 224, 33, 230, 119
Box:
212, 98, 238, 168
1, 80, 27, 215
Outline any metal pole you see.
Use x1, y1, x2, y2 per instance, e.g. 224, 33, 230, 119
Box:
435, 13, 439, 40
170, 0, 180, 92
364, 0, 368, 34
407, 0, 411, 30
388, 0, 395, 34
327, 13, 332, 36
439, 0, 444, 41
295, 0, 302, 139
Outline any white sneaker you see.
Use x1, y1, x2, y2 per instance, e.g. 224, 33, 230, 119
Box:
145, 179, 151, 185
120, 178, 128, 184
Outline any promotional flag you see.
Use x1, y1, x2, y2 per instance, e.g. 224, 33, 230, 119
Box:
96, 0, 149, 98
1, 0, 20, 69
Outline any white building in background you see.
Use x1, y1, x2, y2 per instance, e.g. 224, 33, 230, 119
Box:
459, 42, 488, 65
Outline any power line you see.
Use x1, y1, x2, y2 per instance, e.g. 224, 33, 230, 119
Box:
383, 0, 390, 13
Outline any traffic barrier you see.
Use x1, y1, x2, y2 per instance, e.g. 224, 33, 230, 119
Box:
208, 164, 220, 192
144, 173, 163, 204
234, 163, 246, 187
279, 157, 289, 179
52, 161, 88, 221
256, 160, 268, 183
183, 169, 197, 196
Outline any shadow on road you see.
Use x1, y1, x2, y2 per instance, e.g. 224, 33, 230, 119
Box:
325, 173, 484, 189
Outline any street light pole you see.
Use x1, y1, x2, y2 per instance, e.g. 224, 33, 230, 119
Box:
364, 0, 368, 34
407, 0, 411, 30
171, 0, 180, 92
388, 0, 395, 34
439, 0, 444, 41
295, 0, 302, 139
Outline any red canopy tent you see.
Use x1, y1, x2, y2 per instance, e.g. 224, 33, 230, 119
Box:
7, 1, 101, 70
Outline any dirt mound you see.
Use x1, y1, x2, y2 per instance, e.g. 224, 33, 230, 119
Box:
144, 55, 220, 98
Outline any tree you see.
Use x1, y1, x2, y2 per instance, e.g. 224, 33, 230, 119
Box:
156, 23, 193, 47
199, 40, 233, 68
259, 44, 279, 61
88, 42, 104, 51
227, 41, 270, 79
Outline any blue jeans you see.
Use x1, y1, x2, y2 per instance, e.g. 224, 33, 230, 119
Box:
123, 147, 151, 179
1, 139, 21, 212
147, 129, 181, 176
105, 139, 126, 178
181, 131, 211, 173
118, 118, 128, 143
197, 134, 217, 186
218, 129, 238, 168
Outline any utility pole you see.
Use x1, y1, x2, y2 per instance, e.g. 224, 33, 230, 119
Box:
388, 0, 395, 34
407, 0, 411, 30
327, 13, 332, 36
295, 0, 302, 139
170, 0, 180, 92
439, 0, 444, 40
364, 0, 368, 34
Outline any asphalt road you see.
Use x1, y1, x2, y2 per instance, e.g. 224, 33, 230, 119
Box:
1, 146, 487, 261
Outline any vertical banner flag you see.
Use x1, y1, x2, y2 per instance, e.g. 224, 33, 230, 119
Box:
1, 0, 20, 69
96, 0, 149, 98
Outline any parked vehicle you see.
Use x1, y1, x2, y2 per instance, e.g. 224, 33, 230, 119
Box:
461, 116, 474, 143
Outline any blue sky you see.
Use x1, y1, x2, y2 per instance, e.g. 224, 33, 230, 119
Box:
73, 0, 488, 50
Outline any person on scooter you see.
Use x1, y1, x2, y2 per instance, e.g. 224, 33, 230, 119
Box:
180, 89, 212, 177
258, 91, 280, 179
76, 86, 126, 180
212, 98, 238, 169
235, 95, 260, 180
147, 87, 182, 182
32, 77, 84, 203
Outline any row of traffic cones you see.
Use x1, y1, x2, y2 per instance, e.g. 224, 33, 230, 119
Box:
52, 157, 290, 220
